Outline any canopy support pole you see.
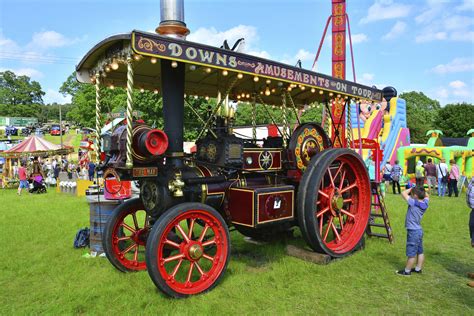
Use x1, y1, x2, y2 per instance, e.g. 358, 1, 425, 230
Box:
125, 57, 135, 169
252, 94, 257, 141
184, 98, 217, 139
281, 92, 289, 147
196, 76, 238, 140
95, 72, 102, 164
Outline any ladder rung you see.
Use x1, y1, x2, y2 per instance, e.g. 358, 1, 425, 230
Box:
367, 233, 390, 238
369, 223, 387, 228
370, 213, 384, 217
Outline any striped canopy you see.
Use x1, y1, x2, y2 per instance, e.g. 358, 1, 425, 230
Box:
0, 136, 73, 158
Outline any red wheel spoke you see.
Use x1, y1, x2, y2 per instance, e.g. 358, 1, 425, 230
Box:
163, 253, 185, 263
171, 258, 184, 277
164, 239, 181, 249
188, 219, 195, 239
117, 236, 131, 241
318, 190, 329, 199
316, 206, 329, 217
132, 212, 139, 230
186, 262, 195, 283
175, 224, 190, 243
121, 222, 136, 233
343, 198, 353, 203
331, 222, 341, 241
133, 245, 139, 262
198, 225, 210, 242
341, 182, 357, 194
323, 216, 333, 242
195, 262, 205, 276
341, 209, 355, 218
327, 169, 335, 188
202, 239, 215, 247
338, 170, 347, 191
121, 243, 136, 256
319, 217, 323, 235
203, 254, 214, 261
338, 214, 344, 229
334, 162, 345, 180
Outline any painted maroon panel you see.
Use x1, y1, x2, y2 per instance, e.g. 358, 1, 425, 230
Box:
228, 188, 254, 227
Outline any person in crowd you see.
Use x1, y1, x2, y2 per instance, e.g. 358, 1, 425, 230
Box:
424, 158, 437, 195
88, 160, 96, 181
13, 161, 19, 179
396, 186, 429, 276
415, 160, 425, 188
391, 160, 402, 194
31, 157, 44, 179
466, 177, 474, 287
17, 162, 28, 195
437, 158, 449, 197
447, 159, 460, 197
382, 161, 392, 191
53, 161, 60, 180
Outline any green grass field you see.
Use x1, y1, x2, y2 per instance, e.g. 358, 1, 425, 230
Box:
0, 189, 472, 314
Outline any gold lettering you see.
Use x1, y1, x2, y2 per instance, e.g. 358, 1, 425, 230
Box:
228, 56, 237, 68
168, 43, 183, 57
198, 49, 215, 63
215, 53, 227, 66
185, 47, 197, 60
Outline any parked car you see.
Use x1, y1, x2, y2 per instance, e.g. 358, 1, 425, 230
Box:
50, 124, 65, 136
5, 126, 18, 136
21, 127, 32, 136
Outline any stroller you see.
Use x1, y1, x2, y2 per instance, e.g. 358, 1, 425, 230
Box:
29, 175, 47, 194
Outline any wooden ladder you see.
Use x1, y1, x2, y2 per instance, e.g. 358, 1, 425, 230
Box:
366, 181, 394, 243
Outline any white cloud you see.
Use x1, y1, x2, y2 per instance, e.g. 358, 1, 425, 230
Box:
449, 80, 466, 89
382, 21, 407, 40
351, 33, 369, 44
431, 57, 474, 74
360, 0, 411, 24
360, 73, 375, 85
415, 1, 474, 43
188, 25, 258, 51
280, 49, 313, 66
43, 89, 72, 105
27, 31, 77, 50
247, 50, 271, 59
0, 67, 43, 79
415, 31, 447, 42
433, 80, 473, 105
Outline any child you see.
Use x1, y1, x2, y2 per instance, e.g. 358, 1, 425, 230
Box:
396, 186, 429, 276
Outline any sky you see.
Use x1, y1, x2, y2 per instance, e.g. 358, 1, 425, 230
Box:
0, 0, 473, 106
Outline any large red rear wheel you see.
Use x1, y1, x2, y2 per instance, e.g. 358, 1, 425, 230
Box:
145, 203, 230, 298
297, 149, 371, 257
103, 198, 150, 272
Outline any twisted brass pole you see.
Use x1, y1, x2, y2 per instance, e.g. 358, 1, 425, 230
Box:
125, 57, 134, 169
95, 73, 101, 164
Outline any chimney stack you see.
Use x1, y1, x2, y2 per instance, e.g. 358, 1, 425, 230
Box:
156, 0, 190, 39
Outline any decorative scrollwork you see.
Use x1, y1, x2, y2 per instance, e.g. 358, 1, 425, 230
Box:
137, 37, 166, 53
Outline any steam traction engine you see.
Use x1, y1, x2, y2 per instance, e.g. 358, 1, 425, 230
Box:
75, 0, 384, 298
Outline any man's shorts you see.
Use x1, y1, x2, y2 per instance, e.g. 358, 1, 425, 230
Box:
19, 180, 29, 189
426, 176, 436, 187
383, 174, 392, 181
406, 229, 423, 257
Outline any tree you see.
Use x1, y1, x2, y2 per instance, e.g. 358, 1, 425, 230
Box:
0, 70, 45, 105
399, 91, 440, 143
434, 103, 474, 138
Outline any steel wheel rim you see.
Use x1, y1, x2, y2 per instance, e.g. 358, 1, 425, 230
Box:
111, 207, 149, 271
314, 154, 370, 254
156, 209, 228, 295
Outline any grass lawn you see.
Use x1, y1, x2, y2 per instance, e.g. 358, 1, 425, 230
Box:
0, 189, 472, 314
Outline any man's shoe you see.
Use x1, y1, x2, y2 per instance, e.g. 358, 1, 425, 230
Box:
468, 281, 474, 288
467, 272, 474, 279
411, 268, 422, 274
396, 269, 411, 276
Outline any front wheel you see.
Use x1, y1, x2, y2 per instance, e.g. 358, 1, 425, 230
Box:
297, 149, 371, 257
103, 198, 150, 272
146, 203, 230, 298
